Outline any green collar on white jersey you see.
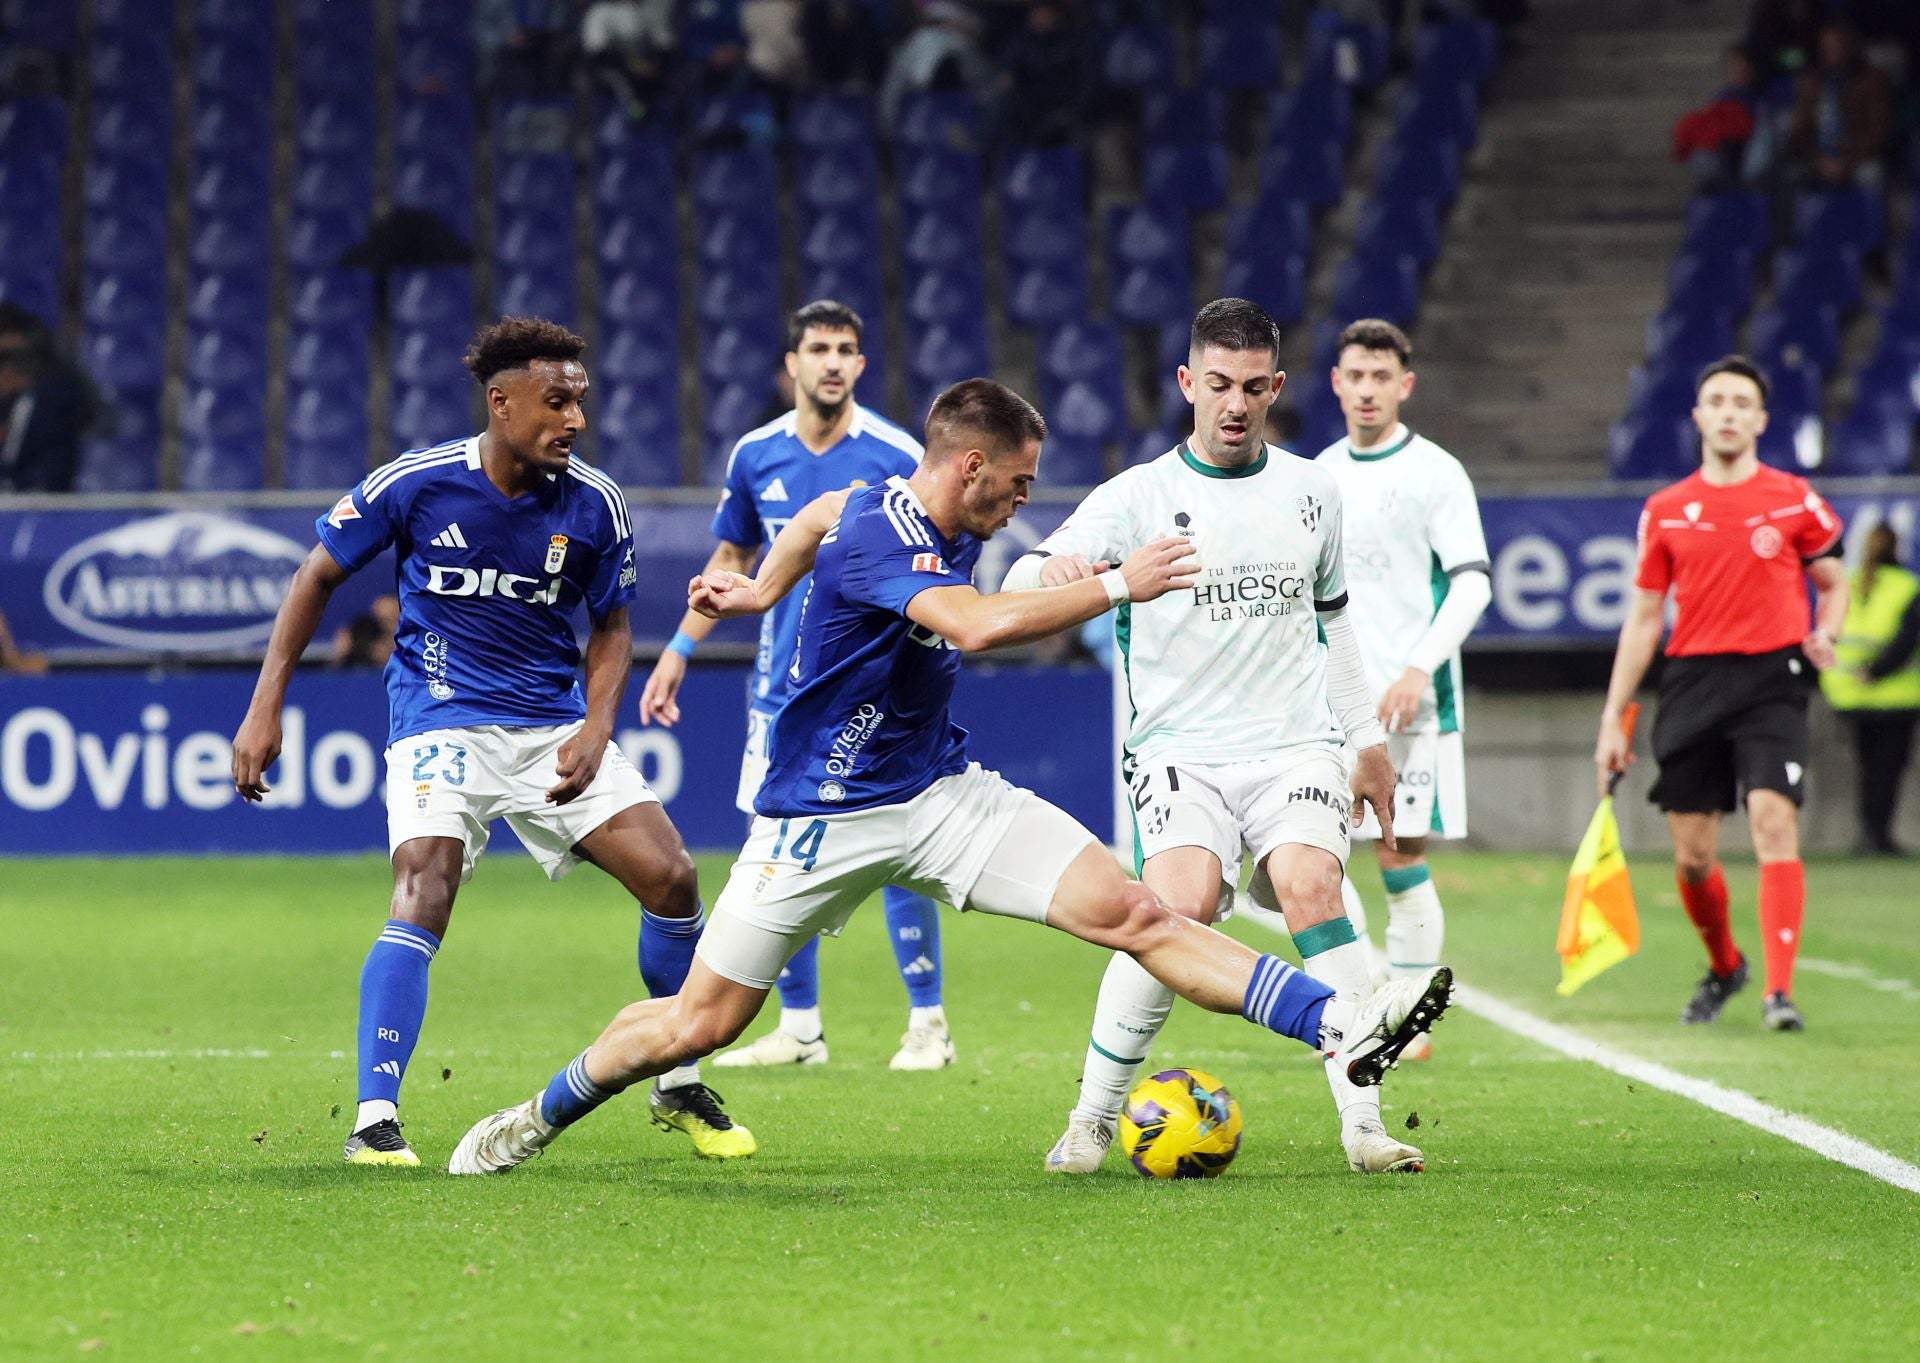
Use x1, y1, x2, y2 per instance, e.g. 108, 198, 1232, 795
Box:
1178, 441, 1268, 479
1346, 428, 1416, 461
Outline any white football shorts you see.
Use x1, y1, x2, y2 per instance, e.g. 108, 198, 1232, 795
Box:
1351, 729, 1467, 842
1129, 744, 1355, 880
695, 762, 1097, 990
734, 705, 774, 815
385, 722, 658, 884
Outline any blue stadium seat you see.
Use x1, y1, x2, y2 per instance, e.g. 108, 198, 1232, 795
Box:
792, 95, 874, 151
197, 0, 263, 37
88, 32, 169, 93
1608, 414, 1698, 479
1414, 18, 1500, 85
1258, 139, 1345, 210
496, 271, 574, 326
1749, 304, 1841, 376
692, 87, 777, 145
1052, 379, 1127, 448
295, 0, 372, 29
391, 383, 475, 451
1001, 146, 1083, 213
186, 272, 268, 333
191, 93, 269, 157
1623, 361, 1702, 425
77, 436, 160, 492
295, 33, 376, 98
0, 95, 65, 159
188, 214, 270, 274
594, 145, 673, 212
190, 162, 269, 216
495, 155, 572, 211
290, 271, 373, 331
1199, 10, 1281, 91
496, 212, 568, 269
903, 211, 981, 270
902, 148, 980, 210
1145, 145, 1228, 215
1226, 194, 1312, 266
179, 440, 265, 492
697, 265, 779, 329
393, 152, 473, 228
1794, 186, 1883, 255
395, 35, 473, 95
82, 271, 165, 330
1644, 307, 1736, 374
601, 328, 679, 386
89, 101, 167, 161
286, 329, 368, 390
693, 149, 777, 214
1352, 196, 1439, 269
1395, 77, 1479, 152
698, 207, 779, 267
4, 0, 76, 51
391, 328, 468, 388
1269, 72, 1352, 152
910, 323, 989, 387
1111, 264, 1192, 326
1128, 427, 1178, 466
1331, 254, 1420, 325
285, 210, 365, 271
82, 158, 165, 214
391, 269, 473, 331
1825, 406, 1912, 476
1041, 321, 1122, 391
895, 92, 980, 151
394, 99, 474, 163
283, 386, 371, 486
396, 0, 468, 40
297, 99, 374, 156
0, 215, 57, 268
1221, 253, 1306, 326
799, 210, 877, 270
1103, 22, 1177, 91
1772, 245, 1863, 319
604, 269, 677, 329
185, 329, 269, 387
1371, 140, 1461, 209
705, 381, 773, 468
799, 266, 881, 322
1308, 6, 1392, 88
599, 211, 675, 273
699, 325, 780, 387
81, 328, 165, 390
92, 0, 167, 32
1007, 262, 1088, 329
1109, 204, 1187, 272
596, 384, 682, 487
1142, 88, 1224, 150
1684, 191, 1769, 257
1666, 247, 1756, 320
1004, 206, 1086, 267
795, 149, 878, 212
178, 379, 264, 444
906, 267, 985, 327
194, 34, 273, 96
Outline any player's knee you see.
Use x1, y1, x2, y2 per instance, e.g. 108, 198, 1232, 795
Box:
669, 1000, 750, 1060
645, 846, 701, 916
1269, 865, 1342, 918
1158, 885, 1218, 924
1104, 882, 1185, 955
1674, 849, 1717, 884
389, 877, 456, 937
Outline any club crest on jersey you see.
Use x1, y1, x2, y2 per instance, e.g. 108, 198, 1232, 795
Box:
1750, 525, 1783, 559
327, 495, 361, 529
545, 535, 569, 573
1173, 511, 1195, 536
1296, 495, 1322, 533
1684, 501, 1703, 522
912, 552, 947, 575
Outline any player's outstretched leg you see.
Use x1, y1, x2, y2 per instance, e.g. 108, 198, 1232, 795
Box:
346, 837, 462, 1167
578, 806, 754, 1158
715, 936, 829, 1067
883, 886, 955, 1070
451, 950, 771, 1175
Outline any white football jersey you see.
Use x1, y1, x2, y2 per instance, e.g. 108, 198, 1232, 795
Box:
1317, 426, 1489, 735
1033, 442, 1349, 768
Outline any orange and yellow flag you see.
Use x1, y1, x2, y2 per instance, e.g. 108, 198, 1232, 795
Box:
1555, 793, 1640, 996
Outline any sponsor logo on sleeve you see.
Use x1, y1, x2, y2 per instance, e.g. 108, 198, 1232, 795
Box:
327, 496, 361, 529
912, 552, 947, 575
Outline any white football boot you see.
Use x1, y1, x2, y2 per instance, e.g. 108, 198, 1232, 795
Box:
1327, 966, 1453, 1087
1043, 1115, 1115, 1174
712, 1029, 829, 1067
1344, 1119, 1425, 1174
888, 1025, 956, 1071
447, 1096, 555, 1175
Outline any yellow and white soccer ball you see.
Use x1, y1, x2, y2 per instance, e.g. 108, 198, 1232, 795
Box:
1119, 1067, 1243, 1179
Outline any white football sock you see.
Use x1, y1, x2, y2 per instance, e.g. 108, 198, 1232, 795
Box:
908, 1004, 947, 1034
1298, 922, 1381, 1138
1070, 952, 1174, 1126
654, 1063, 702, 1091
355, 1098, 397, 1131
779, 1006, 823, 1042
1341, 875, 1389, 990
1386, 872, 1445, 983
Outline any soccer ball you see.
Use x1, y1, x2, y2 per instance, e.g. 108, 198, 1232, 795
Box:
1119, 1067, 1243, 1179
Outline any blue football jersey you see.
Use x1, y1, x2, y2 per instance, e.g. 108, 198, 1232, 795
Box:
316, 437, 637, 746
711, 404, 922, 714
757, 476, 980, 817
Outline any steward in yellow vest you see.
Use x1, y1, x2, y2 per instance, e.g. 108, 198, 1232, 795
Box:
1820, 525, 1920, 854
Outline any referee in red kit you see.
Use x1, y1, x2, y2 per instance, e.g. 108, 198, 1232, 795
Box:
1596, 356, 1848, 1031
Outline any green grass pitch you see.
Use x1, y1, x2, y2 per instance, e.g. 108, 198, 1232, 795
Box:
4, 852, 1917, 1361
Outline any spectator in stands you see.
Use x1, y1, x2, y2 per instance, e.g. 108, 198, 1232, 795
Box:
334, 595, 401, 670
1821, 522, 1920, 856
743, 0, 809, 88
1746, 0, 1824, 79
1673, 43, 1768, 188
0, 305, 93, 494
0, 607, 48, 674
474, 0, 574, 98
801, 0, 889, 92
879, 1, 990, 129
1787, 21, 1894, 188
581, 0, 677, 122
993, 1, 1091, 147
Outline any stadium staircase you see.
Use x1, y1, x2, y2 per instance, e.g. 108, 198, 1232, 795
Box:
1407, 0, 1746, 483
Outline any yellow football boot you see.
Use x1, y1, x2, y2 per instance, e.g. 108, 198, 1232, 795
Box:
342, 1118, 421, 1166
648, 1082, 757, 1159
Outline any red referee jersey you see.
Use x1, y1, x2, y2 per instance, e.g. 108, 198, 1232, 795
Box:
1634, 465, 1843, 657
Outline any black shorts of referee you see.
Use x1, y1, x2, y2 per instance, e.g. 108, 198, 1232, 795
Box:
1649, 644, 1817, 814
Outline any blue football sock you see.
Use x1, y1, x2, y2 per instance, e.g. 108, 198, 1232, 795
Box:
638, 902, 705, 998
539, 1050, 613, 1129
776, 934, 821, 1011
356, 919, 439, 1108
1241, 952, 1335, 1049
882, 885, 943, 1008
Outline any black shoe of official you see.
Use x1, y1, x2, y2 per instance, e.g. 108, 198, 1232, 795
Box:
343, 1117, 421, 1166
1762, 991, 1805, 1032
1680, 956, 1750, 1025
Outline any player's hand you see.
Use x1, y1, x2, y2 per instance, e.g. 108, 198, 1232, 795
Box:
639, 650, 686, 727
231, 708, 282, 803
1118, 536, 1199, 603
1377, 666, 1430, 733
1801, 628, 1837, 671
1351, 743, 1398, 854
1594, 711, 1633, 799
689, 570, 760, 619
548, 722, 610, 805
1039, 554, 1107, 587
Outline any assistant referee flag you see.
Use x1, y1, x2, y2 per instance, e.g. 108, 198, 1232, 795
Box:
1558, 704, 1641, 995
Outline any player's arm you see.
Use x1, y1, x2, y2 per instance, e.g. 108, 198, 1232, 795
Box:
638, 537, 759, 727
1595, 589, 1666, 795
1380, 567, 1491, 732
1001, 486, 1133, 590
1802, 555, 1847, 671
906, 537, 1197, 652
1320, 603, 1397, 849
232, 543, 353, 801
689, 489, 851, 619
549, 606, 632, 805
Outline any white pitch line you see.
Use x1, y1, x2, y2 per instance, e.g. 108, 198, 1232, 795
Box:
1795, 957, 1920, 1003
1455, 982, 1920, 1197
4, 1049, 351, 1061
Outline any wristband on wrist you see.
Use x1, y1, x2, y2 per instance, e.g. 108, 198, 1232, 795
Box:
1100, 570, 1131, 606
667, 630, 698, 660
